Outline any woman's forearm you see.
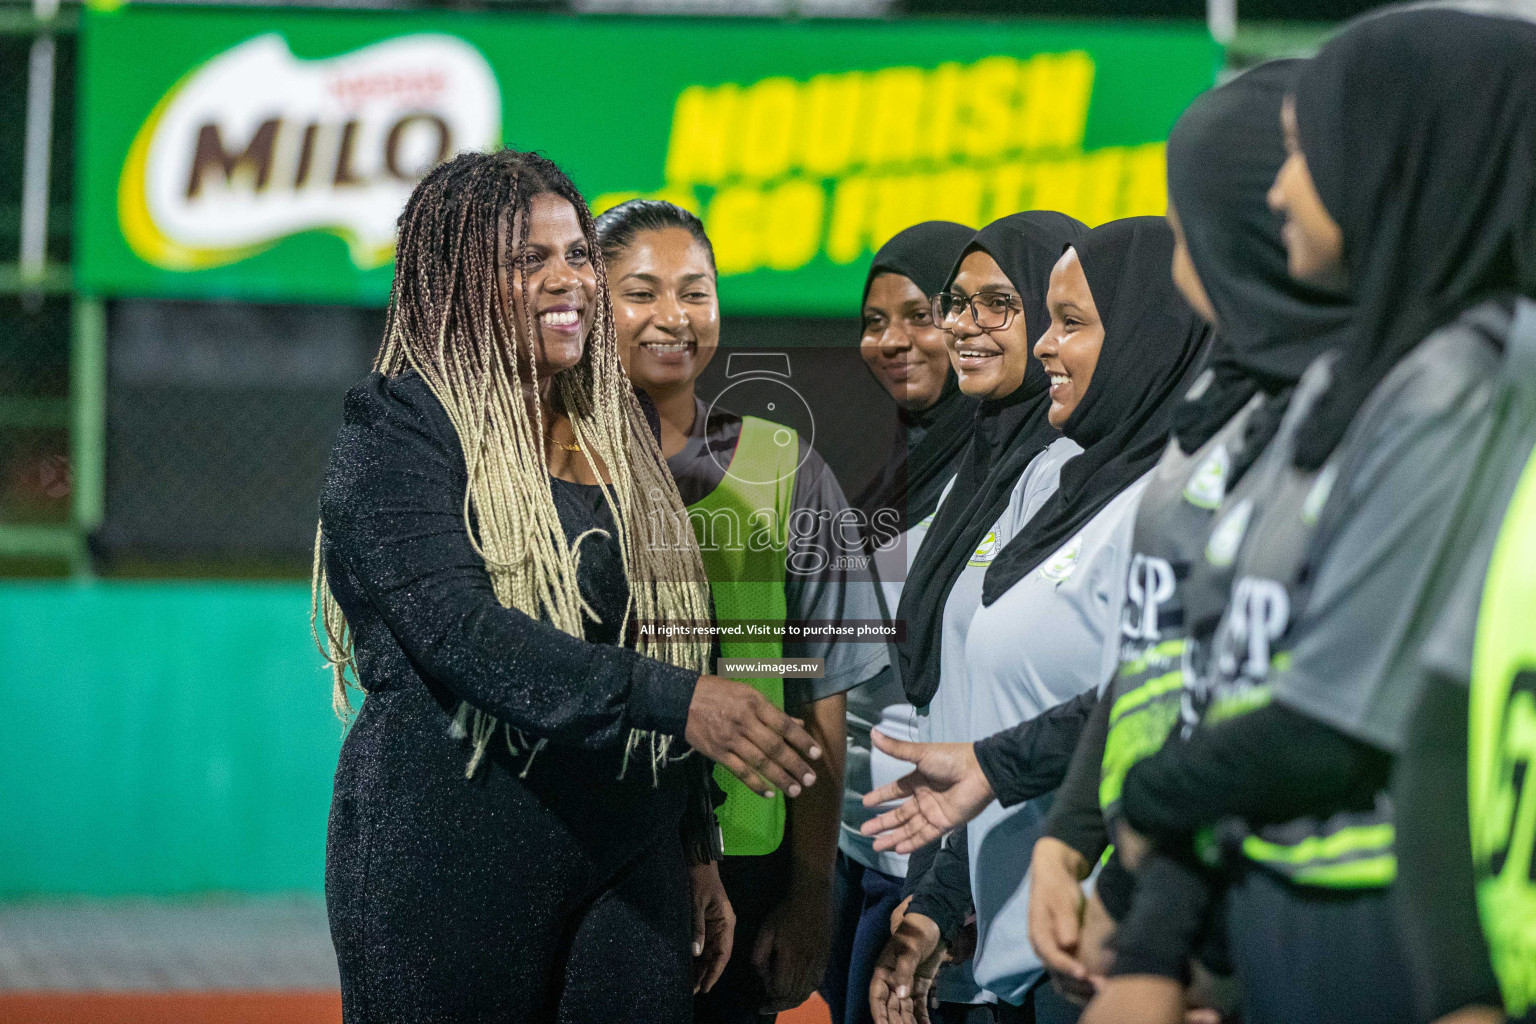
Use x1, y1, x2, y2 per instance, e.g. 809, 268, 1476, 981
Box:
1043, 688, 1114, 864
973, 688, 1102, 807
786, 692, 847, 889
321, 382, 698, 746
907, 825, 972, 943
1119, 701, 1390, 846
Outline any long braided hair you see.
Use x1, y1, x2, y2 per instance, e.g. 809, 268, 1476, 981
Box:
312, 149, 712, 778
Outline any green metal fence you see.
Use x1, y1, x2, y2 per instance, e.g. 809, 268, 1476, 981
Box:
1, 4, 101, 578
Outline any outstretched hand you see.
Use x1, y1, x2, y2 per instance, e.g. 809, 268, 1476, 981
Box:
859, 731, 996, 854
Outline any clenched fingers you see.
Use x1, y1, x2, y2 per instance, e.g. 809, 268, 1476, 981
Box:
1031, 893, 1088, 982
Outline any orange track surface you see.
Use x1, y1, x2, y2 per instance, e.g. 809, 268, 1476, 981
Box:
781, 993, 834, 1024
0, 992, 342, 1024
0, 991, 833, 1024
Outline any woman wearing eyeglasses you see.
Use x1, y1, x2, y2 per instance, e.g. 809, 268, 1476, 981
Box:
870, 212, 1086, 1024
872, 217, 1211, 1024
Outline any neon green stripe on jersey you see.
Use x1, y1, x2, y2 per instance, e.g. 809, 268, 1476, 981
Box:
1242, 823, 1396, 888
1109, 668, 1186, 726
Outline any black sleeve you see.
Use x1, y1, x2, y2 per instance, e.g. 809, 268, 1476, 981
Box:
1095, 852, 1136, 922
1393, 672, 1503, 1020
1119, 701, 1390, 848
1042, 689, 1113, 864
902, 841, 936, 901
320, 374, 700, 746
973, 689, 1101, 807
1106, 852, 1215, 983
906, 826, 973, 943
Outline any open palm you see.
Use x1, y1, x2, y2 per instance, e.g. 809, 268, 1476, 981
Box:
858, 731, 996, 854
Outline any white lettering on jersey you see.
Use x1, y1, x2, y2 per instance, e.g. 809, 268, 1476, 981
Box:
1122, 553, 1177, 641
1218, 576, 1291, 680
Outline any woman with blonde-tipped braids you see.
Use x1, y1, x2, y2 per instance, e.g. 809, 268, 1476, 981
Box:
313, 149, 824, 1023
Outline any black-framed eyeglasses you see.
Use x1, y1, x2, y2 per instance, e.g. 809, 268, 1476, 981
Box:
932, 290, 1023, 331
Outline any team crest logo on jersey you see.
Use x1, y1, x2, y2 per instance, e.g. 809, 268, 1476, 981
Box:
1205, 497, 1252, 568
1303, 463, 1338, 526
1183, 443, 1231, 511
968, 530, 999, 567
1039, 533, 1083, 584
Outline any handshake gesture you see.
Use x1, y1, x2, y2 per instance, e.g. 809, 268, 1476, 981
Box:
685, 674, 823, 797
858, 731, 996, 852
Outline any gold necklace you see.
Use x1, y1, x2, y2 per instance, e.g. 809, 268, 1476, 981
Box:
548, 425, 581, 452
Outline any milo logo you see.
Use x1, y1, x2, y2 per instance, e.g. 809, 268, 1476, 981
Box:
118, 33, 501, 271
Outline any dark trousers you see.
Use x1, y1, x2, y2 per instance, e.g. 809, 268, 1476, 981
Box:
821, 850, 906, 1024
1227, 866, 1415, 1024
695, 845, 794, 1024
328, 697, 693, 1024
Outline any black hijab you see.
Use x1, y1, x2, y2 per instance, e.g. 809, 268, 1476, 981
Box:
980, 217, 1212, 605
1290, 7, 1536, 469
855, 222, 978, 532
1167, 58, 1352, 454
897, 211, 1088, 706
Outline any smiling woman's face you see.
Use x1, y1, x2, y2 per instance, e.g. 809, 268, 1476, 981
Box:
497, 193, 598, 377
608, 226, 721, 392
1036, 247, 1106, 428
1268, 97, 1346, 289
860, 272, 951, 410
942, 249, 1032, 401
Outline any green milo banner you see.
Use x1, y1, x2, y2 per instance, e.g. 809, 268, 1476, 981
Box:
76, 7, 1219, 313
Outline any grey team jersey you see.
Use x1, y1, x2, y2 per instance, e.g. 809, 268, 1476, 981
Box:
965, 474, 1148, 1004
916, 435, 1078, 1008
919, 436, 1081, 748
1098, 393, 1268, 830
668, 397, 887, 706
1193, 302, 1505, 885
1267, 310, 1503, 751
1416, 300, 1536, 691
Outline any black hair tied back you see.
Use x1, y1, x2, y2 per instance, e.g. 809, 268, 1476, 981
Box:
593, 199, 717, 275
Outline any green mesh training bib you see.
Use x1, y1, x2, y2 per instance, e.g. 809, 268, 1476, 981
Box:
1470, 445, 1536, 1016
687, 415, 799, 856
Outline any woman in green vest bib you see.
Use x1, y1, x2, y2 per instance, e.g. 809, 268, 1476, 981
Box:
597, 199, 890, 1023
